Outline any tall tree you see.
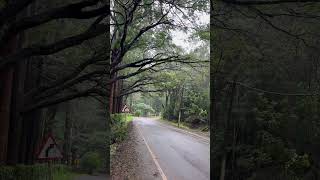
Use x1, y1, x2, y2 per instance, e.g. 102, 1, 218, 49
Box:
211, 0, 320, 179
0, 0, 110, 165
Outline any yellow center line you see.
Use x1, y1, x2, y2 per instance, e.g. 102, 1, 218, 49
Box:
136, 124, 168, 180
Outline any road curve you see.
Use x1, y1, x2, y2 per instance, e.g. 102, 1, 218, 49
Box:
134, 117, 210, 180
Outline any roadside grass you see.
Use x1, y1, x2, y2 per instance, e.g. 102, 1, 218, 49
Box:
0, 164, 83, 180
157, 117, 210, 136
126, 114, 134, 121
158, 117, 191, 130
53, 170, 81, 180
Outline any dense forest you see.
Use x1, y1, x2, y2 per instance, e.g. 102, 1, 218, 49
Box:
211, 1, 320, 180
109, 0, 210, 147
127, 49, 210, 130
2, 0, 320, 179
0, 0, 110, 178
109, 0, 210, 130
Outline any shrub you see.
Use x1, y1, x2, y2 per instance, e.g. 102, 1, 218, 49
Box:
111, 113, 133, 144
286, 153, 311, 176
80, 152, 102, 174
134, 110, 141, 117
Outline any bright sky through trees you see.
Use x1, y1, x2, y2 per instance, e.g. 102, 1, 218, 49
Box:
171, 11, 209, 52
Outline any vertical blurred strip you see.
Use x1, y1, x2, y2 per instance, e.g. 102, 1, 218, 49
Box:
106, 0, 111, 177
209, 0, 214, 178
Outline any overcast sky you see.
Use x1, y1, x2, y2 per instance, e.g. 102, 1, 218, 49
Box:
171, 11, 209, 53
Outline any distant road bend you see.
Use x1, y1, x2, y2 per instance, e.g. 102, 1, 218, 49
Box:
135, 117, 210, 180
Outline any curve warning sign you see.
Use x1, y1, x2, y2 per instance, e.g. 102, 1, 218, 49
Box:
36, 134, 63, 160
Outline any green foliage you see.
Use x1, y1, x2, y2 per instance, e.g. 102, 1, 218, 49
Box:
212, 92, 320, 179
52, 165, 77, 180
50, 99, 108, 169
80, 152, 102, 174
53, 170, 78, 180
286, 154, 311, 176
192, 28, 210, 41
0, 0, 6, 9
158, 67, 209, 127
0, 166, 14, 180
111, 113, 133, 144
210, 1, 320, 179
132, 103, 155, 116
134, 110, 141, 117
0, 164, 72, 180
162, 100, 176, 120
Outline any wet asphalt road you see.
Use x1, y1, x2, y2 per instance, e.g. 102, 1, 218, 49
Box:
134, 117, 210, 180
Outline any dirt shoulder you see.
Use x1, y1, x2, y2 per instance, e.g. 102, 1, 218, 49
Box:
111, 121, 162, 180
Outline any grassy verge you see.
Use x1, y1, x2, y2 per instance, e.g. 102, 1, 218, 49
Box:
53, 170, 81, 180
157, 117, 209, 136
0, 164, 81, 180
158, 117, 191, 130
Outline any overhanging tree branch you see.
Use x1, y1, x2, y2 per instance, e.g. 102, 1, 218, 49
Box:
26, 53, 109, 98
0, 0, 110, 45
0, 0, 35, 26
23, 88, 106, 112
0, 23, 108, 69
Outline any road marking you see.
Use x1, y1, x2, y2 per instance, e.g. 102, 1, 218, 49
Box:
136, 124, 168, 180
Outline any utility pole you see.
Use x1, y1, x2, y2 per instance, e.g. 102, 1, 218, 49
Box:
178, 110, 181, 128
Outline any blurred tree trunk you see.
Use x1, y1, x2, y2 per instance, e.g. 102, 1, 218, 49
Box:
113, 80, 118, 113
0, 32, 18, 164
219, 153, 226, 180
109, 79, 114, 113
105, 4, 110, 175
0, 68, 14, 164
64, 102, 73, 165
117, 80, 123, 113
0, 16, 19, 164
7, 46, 27, 164
43, 106, 58, 136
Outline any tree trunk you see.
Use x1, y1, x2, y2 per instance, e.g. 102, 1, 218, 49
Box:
7, 58, 27, 164
109, 81, 114, 113
117, 80, 123, 113
0, 68, 14, 164
219, 153, 227, 180
23, 110, 42, 164
64, 102, 72, 165
0, 34, 19, 164
43, 106, 58, 136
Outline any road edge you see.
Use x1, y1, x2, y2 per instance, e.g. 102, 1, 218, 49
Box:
151, 117, 210, 144
136, 124, 168, 180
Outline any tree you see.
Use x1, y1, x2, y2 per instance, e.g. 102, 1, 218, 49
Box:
0, 0, 110, 166
210, 1, 320, 179
109, 0, 209, 113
